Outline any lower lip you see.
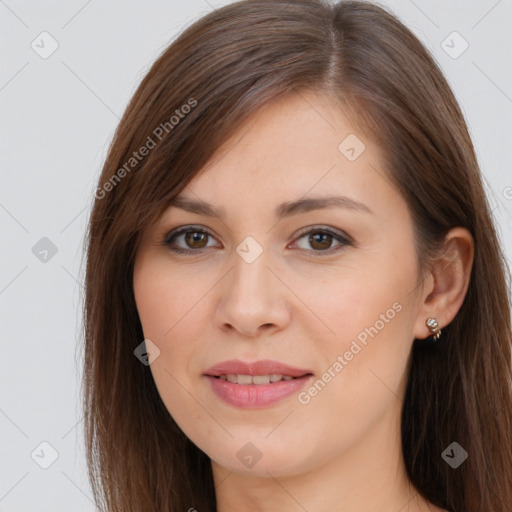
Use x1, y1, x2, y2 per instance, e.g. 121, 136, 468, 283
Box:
204, 375, 313, 409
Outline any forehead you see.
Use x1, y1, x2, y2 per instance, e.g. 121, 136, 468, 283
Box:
201, 91, 368, 174
175, 91, 393, 217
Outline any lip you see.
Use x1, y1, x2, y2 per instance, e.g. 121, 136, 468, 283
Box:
203, 359, 314, 409
204, 359, 313, 378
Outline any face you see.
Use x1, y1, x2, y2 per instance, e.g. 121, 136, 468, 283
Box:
133, 91, 426, 478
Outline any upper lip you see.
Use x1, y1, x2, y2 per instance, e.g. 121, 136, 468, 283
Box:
204, 359, 313, 378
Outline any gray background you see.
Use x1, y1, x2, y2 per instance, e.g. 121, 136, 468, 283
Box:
1, 0, 511, 509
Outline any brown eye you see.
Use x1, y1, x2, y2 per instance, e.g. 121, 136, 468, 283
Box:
163, 226, 219, 254
292, 226, 352, 255
184, 231, 209, 249
308, 232, 334, 251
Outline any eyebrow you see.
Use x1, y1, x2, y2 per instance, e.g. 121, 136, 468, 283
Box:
167, 194, 373, 219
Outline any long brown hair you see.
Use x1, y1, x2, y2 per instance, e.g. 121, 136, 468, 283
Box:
81, 1, 512, 510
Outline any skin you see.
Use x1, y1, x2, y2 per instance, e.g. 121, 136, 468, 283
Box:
133, 91, 474, 512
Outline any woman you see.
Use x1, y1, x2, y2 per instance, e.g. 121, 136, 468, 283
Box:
82, 1, 512, 511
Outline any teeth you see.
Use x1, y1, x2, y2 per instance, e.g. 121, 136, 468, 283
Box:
237, 374, 253, 385
252, 374, 270, 385
217, 374, 296, 384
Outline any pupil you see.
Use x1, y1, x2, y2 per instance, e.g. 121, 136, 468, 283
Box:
187, 231, 206, 248
311, 233, 331, 250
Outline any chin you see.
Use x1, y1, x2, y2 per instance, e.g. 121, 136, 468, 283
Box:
207, 442, 314, 478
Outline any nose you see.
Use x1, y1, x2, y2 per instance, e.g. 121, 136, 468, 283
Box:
213, 247, 291, 338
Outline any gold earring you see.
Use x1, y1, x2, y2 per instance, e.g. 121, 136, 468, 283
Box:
425, 317, 442, 341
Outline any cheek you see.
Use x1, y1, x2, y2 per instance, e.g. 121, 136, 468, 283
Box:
293, 257, 414, 354
294, 251, 417, 410
133, 260, 215, 433
290, 282, 413, 467
134, 268, 213, 385
134, 258, 209, 342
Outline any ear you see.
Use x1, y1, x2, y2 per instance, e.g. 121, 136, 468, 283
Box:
413, 227, 474, 340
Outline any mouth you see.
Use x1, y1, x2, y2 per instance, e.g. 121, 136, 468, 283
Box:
204, 358, 313, 380
212, 374, 305, 384
203, 359, 314, 408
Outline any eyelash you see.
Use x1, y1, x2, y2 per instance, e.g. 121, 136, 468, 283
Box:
161, 225, 353, 256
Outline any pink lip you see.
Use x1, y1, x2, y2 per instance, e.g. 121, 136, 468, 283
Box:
203, 359, 314, 409
204, 359, 312, 378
